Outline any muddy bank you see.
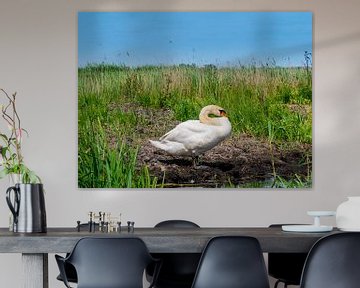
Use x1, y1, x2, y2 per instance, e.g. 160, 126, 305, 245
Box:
137, 134, 311, 188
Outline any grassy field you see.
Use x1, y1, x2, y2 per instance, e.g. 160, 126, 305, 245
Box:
78, 63, 312, 188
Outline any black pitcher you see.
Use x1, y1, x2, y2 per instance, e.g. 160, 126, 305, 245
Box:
6, 183, 47, 233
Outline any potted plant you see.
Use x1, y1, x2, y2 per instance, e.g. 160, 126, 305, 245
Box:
1, 88, 46, 233
0, 89, 40, 183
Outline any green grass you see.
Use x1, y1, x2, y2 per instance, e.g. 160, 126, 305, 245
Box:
273, 174, 312, 188
78, 63, 312, 188
78, 118, 159, 188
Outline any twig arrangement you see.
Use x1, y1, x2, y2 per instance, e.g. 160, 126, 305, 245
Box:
0, 88, 40, 183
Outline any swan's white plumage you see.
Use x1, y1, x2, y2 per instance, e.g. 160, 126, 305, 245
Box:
150, 105, 231, 156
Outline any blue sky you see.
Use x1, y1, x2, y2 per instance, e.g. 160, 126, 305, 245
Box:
78, 12, 312, 67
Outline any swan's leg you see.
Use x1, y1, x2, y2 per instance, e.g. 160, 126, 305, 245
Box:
192, 155, 201, 168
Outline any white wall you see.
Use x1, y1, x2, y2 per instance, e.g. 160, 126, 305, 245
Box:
1, 0, 360, 287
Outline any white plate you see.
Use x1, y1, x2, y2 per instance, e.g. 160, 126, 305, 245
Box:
282, 225, 333, 232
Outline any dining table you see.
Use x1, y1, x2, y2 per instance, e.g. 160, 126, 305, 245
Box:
0, 226, 340, 288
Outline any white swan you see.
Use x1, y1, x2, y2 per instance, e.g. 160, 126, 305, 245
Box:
150, 105, 231, 158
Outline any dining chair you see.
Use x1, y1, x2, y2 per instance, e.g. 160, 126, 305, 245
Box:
191, 236, 270, 288
55, 237, 161, 288
56, 223, 99, 284
268, 224, 308, 288
300, 232, 360, 288
147, 220, 201, 288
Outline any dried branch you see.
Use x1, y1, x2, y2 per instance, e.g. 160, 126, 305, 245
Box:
0, 88, 39, 183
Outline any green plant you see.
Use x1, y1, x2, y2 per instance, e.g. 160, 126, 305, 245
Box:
0, 89, 40, 183
78, 117, 158, 188
267, 121, 277, 187
273, 174, 312, 188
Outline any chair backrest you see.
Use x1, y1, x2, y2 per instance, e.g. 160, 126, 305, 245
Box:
66, 237, 154, 288
268, 224, 308, 285
150, 220, 201, 287
300, 232, 360, 288
155, 219, 200, 228
191, 236, 270, 288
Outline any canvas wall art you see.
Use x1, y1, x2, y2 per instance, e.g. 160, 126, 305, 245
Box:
78, 12, 312, 189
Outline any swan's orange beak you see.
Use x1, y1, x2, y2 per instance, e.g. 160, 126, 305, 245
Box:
220, 110, 227, 117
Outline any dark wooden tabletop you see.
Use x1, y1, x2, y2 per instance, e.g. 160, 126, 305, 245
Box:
0, 227, 340, 254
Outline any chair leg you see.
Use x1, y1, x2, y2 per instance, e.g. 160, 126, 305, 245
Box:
274, 280, 289, 288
